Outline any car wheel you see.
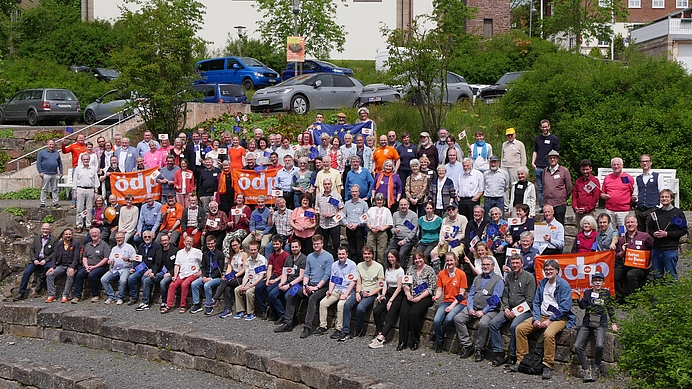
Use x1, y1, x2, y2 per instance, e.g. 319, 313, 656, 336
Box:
27, 110, 39, 126
352, 99, 361, 109
242, 78, 255, 91
290, 95, 309, 115
84, 109, 96, 125
456, 95, 470, 103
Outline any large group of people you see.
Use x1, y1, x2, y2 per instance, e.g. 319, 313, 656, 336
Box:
18, 113, 688, 382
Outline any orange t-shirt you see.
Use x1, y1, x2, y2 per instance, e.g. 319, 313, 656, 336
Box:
372, 146, 399, 172
436, 267, 468, 303
62, 143, 87, 168
160, 203, 184, 232
228, 146, 247, 170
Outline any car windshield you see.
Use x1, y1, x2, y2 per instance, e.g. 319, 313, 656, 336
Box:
275, 74, 315, 86
496, 73, 523, 85
239, 57, 266, 67
314, 60, 338, 68
219, 85, 245, 97
46, 90, 77, 101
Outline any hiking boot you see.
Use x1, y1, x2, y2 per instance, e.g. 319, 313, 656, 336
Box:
330, 330, 344, 339
13, 293, 26, 302
474, 349, 484, 362
435, 342, 443, 353
459, 345, 474, 359
300, 328, 312, 339
492, 352, 507, 367
542, 366, 553, 380
274, 323, 293, 333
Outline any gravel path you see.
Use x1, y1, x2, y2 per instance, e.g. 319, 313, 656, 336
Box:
0, 333, 252, 389
3, 300, 624, 388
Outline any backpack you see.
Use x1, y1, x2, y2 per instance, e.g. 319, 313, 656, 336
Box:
518, 346, 544, 375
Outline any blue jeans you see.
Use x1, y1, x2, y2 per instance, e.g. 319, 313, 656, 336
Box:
488, 310, 533, 354
191, 277, 222, 305
160, 275, 173, 305
18, 262, 47, 295
651, 249, 679, 280
484, 197, 505, 216
266, 282, 285, 318
101, 269, 130, 300
433, 302, 465, 344
127, 270, 146, 299
255, 276, 280, 313
141, 273, 164, 304
534, 167, 545, 207
343, 293, 377, 334
74, 266, 108, 299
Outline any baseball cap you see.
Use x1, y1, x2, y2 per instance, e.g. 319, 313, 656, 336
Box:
489, 155, 499, 162
592, 272, 605, 280
505, 128, 516, 135
547, 150, 560, 157
337, 112, 347, 118
420, 132, 430, 138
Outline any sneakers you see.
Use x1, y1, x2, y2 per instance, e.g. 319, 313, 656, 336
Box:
135, 303, 150, 311
91, 296, 100, 303
300, 328, 312, 338
45, 296, 57, 303
12, 293, 26, 302
70, 298, 80, 304
259, 310, 268, 320
474, 349, 484, 362
160, 303, 167, 309
274, 317, 286, 325
116, 299, 124, 305
313, 327, 328, 336
337, 332, 354, 342
219, 310, 232, 318
61, 296, 69, 303
40, 204, 46, 208
583, 368, 594, 382
204, 307, 214, 315
368, 337, 385, 349
128, 299, 139, 306
459, 345, 475, 359
54, 204, 61, 209
244, 313, 256, 321
233, 312, 246, 319
190, 304, 204, 314
505, 355, 517, 367
542, 366, 553, 380
204, 299, 217, 308
104, 298, 115, 305
274, 323, 293, 333
330, 330, 344, 339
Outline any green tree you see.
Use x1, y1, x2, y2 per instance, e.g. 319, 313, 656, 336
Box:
541, 0, 627, 53
223, 35, 286, 75
0, 0, 17, 55
253, 0, 346, 59
111, 0, 207, 135
382, 0, 475, 133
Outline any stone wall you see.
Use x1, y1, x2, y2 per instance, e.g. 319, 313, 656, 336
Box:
0, 355, 106, 389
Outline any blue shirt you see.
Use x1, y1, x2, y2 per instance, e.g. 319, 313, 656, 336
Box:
137, 140, 160, 158
467, 273, 505, 314
344, 168, 374, 200
276, 166, 297, 192
36, 149, 63, 175
137, 201, 162, 234
304, 250, 334, 286
250, 207, 272, 234
330, 259, 357, 293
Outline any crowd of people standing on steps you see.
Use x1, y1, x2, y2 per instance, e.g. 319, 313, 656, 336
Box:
20, 113, 687, 382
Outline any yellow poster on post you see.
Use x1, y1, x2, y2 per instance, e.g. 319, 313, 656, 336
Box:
287, 36, 305, 62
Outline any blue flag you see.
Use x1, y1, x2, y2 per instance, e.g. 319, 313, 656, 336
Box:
210, 125, 215, 132
413, 282, 428, 295
254, 265, 267, 274
135, 262, 147, 272
330, 275, 344, 285
211, 260, 219, 270
486, 295, 501, 306
547, 304, 561, 318
224, 271, 236, 281
254, 165, 265, 172
65, 126, 74, 134
288, 283, 301, 297
233, 126, 242, 133
253, 214, 263, 222
672, 215, 686, 228
312, 122, 372, 145
328, 197, 340, 207
404, 220, 415, 230
161, 265, 168, 275
303, 210, 315, 219
308, 146, 319, 160
449, 239, 461, 248
455, 294, 466, 303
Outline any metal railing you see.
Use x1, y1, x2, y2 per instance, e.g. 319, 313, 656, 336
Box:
6, 111, 141, 173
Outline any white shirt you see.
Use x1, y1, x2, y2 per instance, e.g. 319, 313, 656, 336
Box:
457, 169, 485, 198
367, 206, 393, 230
175, 247, 203, 279
540, 281, 558, 316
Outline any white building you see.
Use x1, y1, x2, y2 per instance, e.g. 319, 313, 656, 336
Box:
92, 0, 435, 61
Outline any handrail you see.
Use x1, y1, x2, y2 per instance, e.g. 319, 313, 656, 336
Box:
7, 111, 141, 173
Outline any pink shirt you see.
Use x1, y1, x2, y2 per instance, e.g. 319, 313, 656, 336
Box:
291, 207, 317, 238
602, 173, 634, 212
144, 151, 165, 169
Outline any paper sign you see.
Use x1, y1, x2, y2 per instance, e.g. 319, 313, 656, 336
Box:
218, 148, 227, 155
533, 223, 549, 244
508, 218, 521, 226
158, 134, 168, 140
469, 235, 479, 248
231, 208, 242, 216
282, 266, 293, 275
271, 190, 282, 197
506, 247, 521, 257
224, 271, 236, 281
254, 265, 267, 274
443, 225, 453, 234
362, 128, 371, 135
584, 181, 597, 194
206, 219, 217, 228
334, 212, 344, 222
134, 254, 142, 262
511, 301, 530, 316
148, 170, 160, 182
402, 275, 412, 284
182, 172, 192, 180
378, 280, 386, 289
80, 210, 88, 218
624, 249, 650, 269
359, 214, 368, 223
458, 130, 467, 140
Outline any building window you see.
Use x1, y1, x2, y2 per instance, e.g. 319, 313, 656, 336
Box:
652, 0, 665, 6
353, 0, 382, 2
629, 0, 641, 7
677, 0, 688, 7
483, 19, 493, 38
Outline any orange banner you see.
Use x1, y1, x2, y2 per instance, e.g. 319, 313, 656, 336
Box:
535, 251, 615, 299
232, 168, 280, 204
110, 167, 162, 205
624, 249, 650, 269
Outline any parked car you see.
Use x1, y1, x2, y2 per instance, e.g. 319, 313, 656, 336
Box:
194, 56, 280, 90
0, 88, 80, 126
83, 89, 129, 124
479, 71, 526, 104
69, 66, 120, 81
357, 83, 403, 107
191, 84, 247, 104
251, 73, 364, 115
468, 84, 491, 104
281, 60, 353, 81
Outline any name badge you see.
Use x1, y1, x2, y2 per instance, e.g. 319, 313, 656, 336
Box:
212, 173, 218, 177
482, 289, 489, 295
591, 292, 600, 299
413, 282, 428, 295
330, 275, 344, 285
516, 184, 524, 189
383, 149, 389, 155
553, 174, 560, 179
635, 240, 642, 245
407, 149, 412, 153
254, 265, 267, 274
544, 140, 551, 144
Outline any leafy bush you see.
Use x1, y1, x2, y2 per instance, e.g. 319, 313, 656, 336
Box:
0, 187, 42, 200
0, 150, 11, 173
501, 51, 692, 208
3, 207, 26, 217
618, 276, 692, 388
42, 214, 55, 223
0, 128, 13, 138
33, 130, 65, 142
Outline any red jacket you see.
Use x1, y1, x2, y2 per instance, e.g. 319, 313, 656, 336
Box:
572, 175, 601, 213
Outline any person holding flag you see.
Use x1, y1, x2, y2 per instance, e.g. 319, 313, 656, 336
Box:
647, 189, 688, 280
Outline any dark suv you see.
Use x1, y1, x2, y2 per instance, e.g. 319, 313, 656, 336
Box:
0, 88, 81, 125
479, 71, 526, 104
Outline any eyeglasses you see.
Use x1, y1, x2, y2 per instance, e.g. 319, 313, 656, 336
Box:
640, 160, 651, 163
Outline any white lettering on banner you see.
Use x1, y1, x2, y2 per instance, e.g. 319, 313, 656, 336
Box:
113, 173, 158, 195
236, 172, 278, 193
562, 256, 610, 281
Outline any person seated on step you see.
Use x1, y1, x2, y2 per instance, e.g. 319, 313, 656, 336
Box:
14, 223, 57, 301
314, 246, 357, 339
127, 231, 161, 307
44, 228, 80, 304
189, 235, 224, 315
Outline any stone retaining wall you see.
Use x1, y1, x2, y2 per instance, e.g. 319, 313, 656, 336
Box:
0, 355, 106, 389
0, 304, 400, 389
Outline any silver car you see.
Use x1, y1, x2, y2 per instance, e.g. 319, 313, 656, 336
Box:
0, 88, 80, 125
83, 89, 129, 124
251, 73, 364, 115
407, 71, 474, 105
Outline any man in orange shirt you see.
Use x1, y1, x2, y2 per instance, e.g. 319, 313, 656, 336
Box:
371, 135, 400, 174
60, 134, 87, 208
432, 252, 468, 353
157, 193, 184, 246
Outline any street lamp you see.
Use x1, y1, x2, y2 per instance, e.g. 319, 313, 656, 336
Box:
293, 0, 301, 77
234, 25, 246, 56
529, 0, 536, 37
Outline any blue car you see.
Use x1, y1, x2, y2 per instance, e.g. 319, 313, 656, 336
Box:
281, 60, 353, 81
191, 84, 247, 104
194, 56, 280, 90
